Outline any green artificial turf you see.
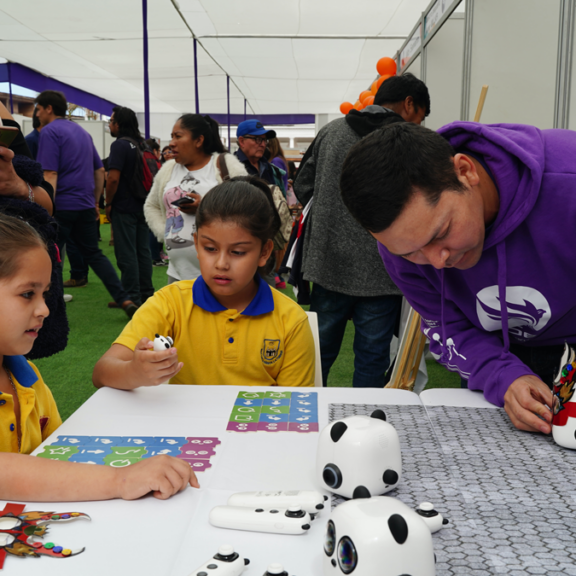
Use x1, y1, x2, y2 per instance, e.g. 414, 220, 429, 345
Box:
35, 221, 460, 422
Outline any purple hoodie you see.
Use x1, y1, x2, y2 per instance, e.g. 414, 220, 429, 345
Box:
379, 122, 576, 407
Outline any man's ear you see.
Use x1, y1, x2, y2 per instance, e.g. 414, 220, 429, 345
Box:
258, 239, 274, 267
453, 154, 480, 188
46, 105, 54, 116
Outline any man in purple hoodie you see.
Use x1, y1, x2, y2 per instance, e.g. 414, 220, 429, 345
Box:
340, 121, 576, 434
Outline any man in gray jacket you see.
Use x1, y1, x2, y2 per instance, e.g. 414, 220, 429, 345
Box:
294, 74, 430, 387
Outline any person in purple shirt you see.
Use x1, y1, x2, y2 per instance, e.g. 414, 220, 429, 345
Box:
35, 90, 137, 317
340, 121, 576, 435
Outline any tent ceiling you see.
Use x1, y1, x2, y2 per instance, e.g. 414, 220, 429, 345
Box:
0, 0, 431, 116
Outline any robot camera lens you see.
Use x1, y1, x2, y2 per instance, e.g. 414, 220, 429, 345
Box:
322, 464, 342, 489
337, 536, 357, 574
324, 520, 336, 556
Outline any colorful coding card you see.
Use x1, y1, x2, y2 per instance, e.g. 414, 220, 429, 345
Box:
227, 391, 318, 433
36, 436, 220, 472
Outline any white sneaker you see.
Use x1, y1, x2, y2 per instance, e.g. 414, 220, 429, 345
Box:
63, 294, 73, 303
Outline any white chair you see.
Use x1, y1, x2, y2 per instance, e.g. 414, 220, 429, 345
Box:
305, 311, 323, 387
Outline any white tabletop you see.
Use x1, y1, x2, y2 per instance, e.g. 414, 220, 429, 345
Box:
419, 387, 496, 408
2, 386, 421, 576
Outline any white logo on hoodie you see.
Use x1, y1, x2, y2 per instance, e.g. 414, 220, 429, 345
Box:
476, 286, 551, 341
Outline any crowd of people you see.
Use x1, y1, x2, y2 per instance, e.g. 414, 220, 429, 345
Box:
0, 69, 573, 500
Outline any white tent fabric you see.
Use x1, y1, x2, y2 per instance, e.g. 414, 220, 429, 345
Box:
0, 0, 431, 115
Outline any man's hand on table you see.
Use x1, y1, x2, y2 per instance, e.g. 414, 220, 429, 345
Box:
131, 337, 183, 386
504, 375, 553, 434
114, 455, 199, 500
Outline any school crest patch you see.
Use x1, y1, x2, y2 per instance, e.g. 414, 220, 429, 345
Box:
261, 339, 283, 365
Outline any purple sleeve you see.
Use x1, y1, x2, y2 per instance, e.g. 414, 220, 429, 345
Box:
380, 247, 535, 406
92, 143, 103, 170
36, 127, 60, 172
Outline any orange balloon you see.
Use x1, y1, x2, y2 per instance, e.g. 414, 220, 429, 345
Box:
370, 80, 379, 95
376, 57, 397, 77
353, 100, 364, 111
359, 90, 372, 103
376, 74, 392, 91
340, 102, 354, 115
362, 95, 375, 107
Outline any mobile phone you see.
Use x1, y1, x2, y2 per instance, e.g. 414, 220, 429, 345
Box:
171, 197, 195, 208
0, 126, 19, 148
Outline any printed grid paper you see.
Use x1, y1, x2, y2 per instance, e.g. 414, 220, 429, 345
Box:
227, 390, 318, 433
329, 403, 576, 576
37, 436, 220, 472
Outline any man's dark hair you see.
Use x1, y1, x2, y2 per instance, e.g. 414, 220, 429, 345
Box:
340, 122, 466, 233
374, 73, 431, 117
145, 138, 160, 152
35, 91, 67, 117
32, 107, 41, 130
112, 106, 141, 140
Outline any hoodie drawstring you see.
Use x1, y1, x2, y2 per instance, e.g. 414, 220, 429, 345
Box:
497, 241, 510, 355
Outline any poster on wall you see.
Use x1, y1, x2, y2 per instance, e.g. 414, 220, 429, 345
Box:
400, 24, 422, 70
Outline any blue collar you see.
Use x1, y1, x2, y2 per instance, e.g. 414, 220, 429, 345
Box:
3, 356, 38, 388
192, 275, 274, 316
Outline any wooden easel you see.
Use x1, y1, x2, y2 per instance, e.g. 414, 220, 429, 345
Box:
386, 85, 489, 391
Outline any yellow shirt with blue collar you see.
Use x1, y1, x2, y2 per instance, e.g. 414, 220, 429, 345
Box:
114, 275, 315, 386
0, 356, 62, 454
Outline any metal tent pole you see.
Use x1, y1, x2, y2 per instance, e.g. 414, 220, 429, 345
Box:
194, 38, 200, 114
244, 98, 247, 121
7, 63, 13, 114
142, 0, 150, 138
227, 75, 231, 151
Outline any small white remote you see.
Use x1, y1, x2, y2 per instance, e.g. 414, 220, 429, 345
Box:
209, 505, 312, 535
263, 564, 289, 575
153, 334, 173, 351
416, 502, 449, 533
188, 545, 249, 576
227, 490, 328, 515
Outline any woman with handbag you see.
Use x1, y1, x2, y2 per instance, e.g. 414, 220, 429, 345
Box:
144, 114, 247, 283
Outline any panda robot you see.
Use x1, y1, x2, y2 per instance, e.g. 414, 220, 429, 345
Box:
316, 409, 401, 499
552, 343, 576, 449
323, 496, 436, 576
153, 334, 174, 351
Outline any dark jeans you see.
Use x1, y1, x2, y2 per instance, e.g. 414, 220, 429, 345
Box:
112, 210, 154, 306
149, 230, 163, 261
310, 283, 402, 388
54, 208, 130, 305
461, 342, 570, 388
66, 237, 89, 281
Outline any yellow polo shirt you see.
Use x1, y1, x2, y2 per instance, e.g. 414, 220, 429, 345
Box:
114, 275, 315, 387
0, 357, 62, 454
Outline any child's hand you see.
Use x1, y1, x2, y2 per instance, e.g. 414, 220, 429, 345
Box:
131, 337, 183, 386
113, 455, 200, 500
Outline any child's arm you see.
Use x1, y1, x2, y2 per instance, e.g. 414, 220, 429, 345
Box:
92, 338, 183, 390
0, 453, 199, 502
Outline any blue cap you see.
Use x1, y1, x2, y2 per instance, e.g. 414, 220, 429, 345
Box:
236, 119, 276, 139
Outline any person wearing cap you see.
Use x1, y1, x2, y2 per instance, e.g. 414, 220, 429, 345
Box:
235, 120, 286, 194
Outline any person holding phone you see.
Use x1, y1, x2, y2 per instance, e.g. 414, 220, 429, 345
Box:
144, 114, 247, 284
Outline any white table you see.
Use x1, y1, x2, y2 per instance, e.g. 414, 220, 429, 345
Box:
420, 387, 496, 408
2, 386, 421, 576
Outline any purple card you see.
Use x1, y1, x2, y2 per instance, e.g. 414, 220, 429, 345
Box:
179, 446, 217, 459
288, 422, 319, 433
185, 437, 221, 447
257, 421, 289, 432
179, 458, 213, 472
226, 421, 258, 433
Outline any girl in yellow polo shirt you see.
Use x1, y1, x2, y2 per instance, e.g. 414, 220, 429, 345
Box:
0, 213, 197, 501
93, 177, 315, 388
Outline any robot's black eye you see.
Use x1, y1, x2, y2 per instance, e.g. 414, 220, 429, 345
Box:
164, 343, 170, 349
324, 520, 336, 556
330, 422, 348, 442
388, 514, 408, 544
337, 536, 357, 574
323, 464, 342, 489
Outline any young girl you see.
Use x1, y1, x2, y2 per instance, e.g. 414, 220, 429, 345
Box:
0, 213, 198, 501
93, 177, 315, 388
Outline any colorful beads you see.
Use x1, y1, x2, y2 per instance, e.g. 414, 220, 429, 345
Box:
53, 546, 63, 553
44, 542, 55, 549
62, 549, 72, 556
